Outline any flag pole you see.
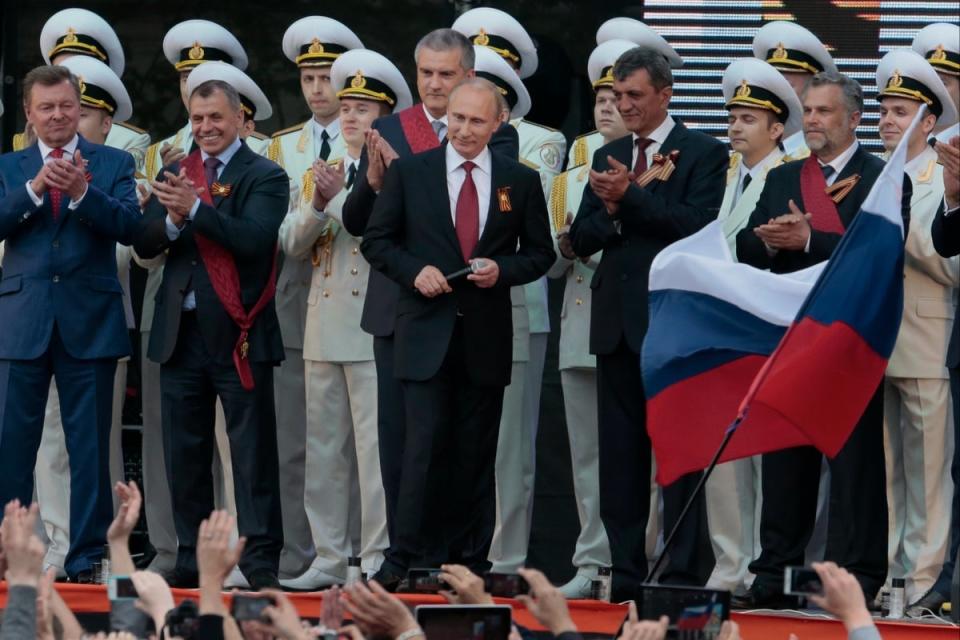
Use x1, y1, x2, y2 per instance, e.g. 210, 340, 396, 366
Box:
644, 414, 744, 583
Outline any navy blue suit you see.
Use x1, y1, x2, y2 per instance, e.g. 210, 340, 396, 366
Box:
0, 136, 139, 577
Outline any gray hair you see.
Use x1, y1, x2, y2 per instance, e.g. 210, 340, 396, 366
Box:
190, 79, 242, 113
802, 71, 863, 116
414, 29, 475, 70
23, 65, 81, 107
612, 46, 673, 91
449, 77, 508, 119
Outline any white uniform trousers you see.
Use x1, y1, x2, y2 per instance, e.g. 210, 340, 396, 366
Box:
274, 347, 316, 578
884, 376, 955, 601
140, 332, 177, 570
490, 334, 548, 572
705, 456, 762, 591
559, 368, 612, 574
303, 359, 387, 577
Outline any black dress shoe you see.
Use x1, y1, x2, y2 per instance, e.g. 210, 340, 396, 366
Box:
731, 583, 799, 610
370, 566, 405, 593
249, 570, 281, 591
166, 569, 200, 589
906, 589, 947, 617
67, 569, 97, 584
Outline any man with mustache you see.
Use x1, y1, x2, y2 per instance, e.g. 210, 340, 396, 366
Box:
736, 71, 912, 608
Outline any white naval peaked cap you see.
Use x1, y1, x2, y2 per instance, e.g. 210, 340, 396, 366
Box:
877, 49, 958, 132
186, 61, 273, 121
911, 23, 960, 77
722, 58, 803, 138
41, 8, 125, 76
595, 18, 682, 69
330, 49, 413, 113
282, 16, 364, 68
471, 45, 531, 118
588, 39, 637, 90
59, 55, 132, 123
452, 7, 538, 79
163, 20, 248, 72
752, 21, 837, 75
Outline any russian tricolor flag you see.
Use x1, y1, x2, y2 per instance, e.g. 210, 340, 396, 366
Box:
643, 112, 912, 486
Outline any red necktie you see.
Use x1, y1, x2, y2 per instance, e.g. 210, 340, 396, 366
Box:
633, 137, 654, 176
49, 147, 64, 220
455, 160, 479, 262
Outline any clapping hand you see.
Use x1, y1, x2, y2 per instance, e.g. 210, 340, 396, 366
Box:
1, 500, 45, 587
365, 130, 387, 192
152, 168, 202, 226
311, 159, 346, 211
439, 564, 494, 605
753, 199, 812, 251
342, 579, 420, 638
589, 156, 633, 214
197, 510, 246, 587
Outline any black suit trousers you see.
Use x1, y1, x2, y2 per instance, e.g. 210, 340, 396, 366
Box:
160, 312, 283, 579
597, 339, 713, 596
750, 386, 888, 597
374, 335, 406, 546
385, 318, 504, 574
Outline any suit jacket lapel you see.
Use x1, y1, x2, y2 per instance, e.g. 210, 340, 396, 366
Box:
648, 122, 687, 194
213, 142, 253, 208
835, 147, 867, 221
19, 145, 44, 195
424, 148, 461, 256
477, 153, 508, 251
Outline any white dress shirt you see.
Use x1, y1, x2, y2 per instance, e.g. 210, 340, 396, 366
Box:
734, 147, 782, 207
311, 117, 341, 158
165, 135, 243, 310
446, 143, 492, 238
817, 139, 859, 186
631, 115, 676, 170
25, 134, 88, 211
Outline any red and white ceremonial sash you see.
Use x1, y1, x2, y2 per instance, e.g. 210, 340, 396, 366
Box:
398, 105, 441, 154
181, 150, 277, 391
799, 156, 846, 235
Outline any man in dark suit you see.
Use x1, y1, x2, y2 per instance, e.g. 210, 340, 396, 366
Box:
913, 135, 960, 616
736, 71, 911, 607
567, 46, 727, 598
134, 79, 288, 589
342, 28, 518, 566
361, 78, 553, 586
0, 65, 139, 581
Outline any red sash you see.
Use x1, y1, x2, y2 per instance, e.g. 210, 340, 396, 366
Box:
181, 150, 277, 391
799, 156, 846, 235
398, 105, 441, 154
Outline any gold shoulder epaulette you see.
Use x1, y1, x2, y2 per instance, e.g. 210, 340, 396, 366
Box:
301, 168, 314, 202
248, 131, 268, 140
267, 137, 282, 164
520, 157, 540, 170
272, 123, 305, 138
522, 119, 560, 133
549, 170, 569, 233
572, 132, 595, 168
727, 152, 740, 182
116, 121, 147, 134
144, 142, 162, 181
12, 132, 26, 152
783, 147, 811, 162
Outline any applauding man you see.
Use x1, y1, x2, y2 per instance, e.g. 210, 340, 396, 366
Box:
134, 79, 288, 589
0, 65, 140, 582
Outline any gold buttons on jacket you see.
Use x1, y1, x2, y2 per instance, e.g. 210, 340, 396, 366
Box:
575, 298, 583, 305
576, 275, 583, 283
351, 248, 359, 255
350, 268, 359, 275
351, 289, 359, 296
322, 290, 330, 298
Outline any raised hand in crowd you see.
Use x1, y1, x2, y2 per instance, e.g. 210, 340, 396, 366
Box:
1, 500, 45, 586
319, 584, 345, 631
247, 589, 312, 640
107, 480, 143, 575
35, 567, 57, 640
439, 564, 494, 605
130, 570, 176, 633
342, 579, 422, 639
617, 602, 667, 640
197, 510, 246, 619
515, 568, 578, 637
808, 562, 875, 634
